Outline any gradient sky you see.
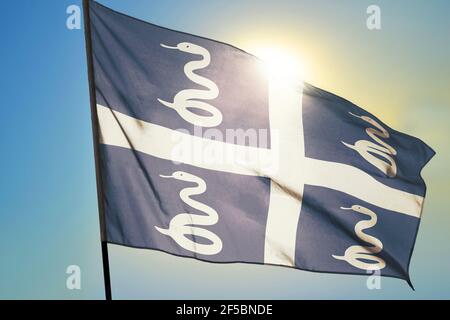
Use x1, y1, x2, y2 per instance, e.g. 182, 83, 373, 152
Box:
0, 0, 449, 299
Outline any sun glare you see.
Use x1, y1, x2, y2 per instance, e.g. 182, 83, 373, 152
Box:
253, 47, 306, 82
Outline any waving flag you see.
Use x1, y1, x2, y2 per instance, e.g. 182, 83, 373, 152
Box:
86, 1, 434, 287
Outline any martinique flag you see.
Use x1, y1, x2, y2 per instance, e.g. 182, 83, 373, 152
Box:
85, 0, 435, 289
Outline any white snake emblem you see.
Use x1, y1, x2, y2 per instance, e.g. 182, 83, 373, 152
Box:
155, 171, 223, 255
158, 42, 222, 127
332, 205, 386, 271
342, 112, 397, 177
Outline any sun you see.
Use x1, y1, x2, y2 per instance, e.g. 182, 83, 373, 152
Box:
252, 46, 306, 82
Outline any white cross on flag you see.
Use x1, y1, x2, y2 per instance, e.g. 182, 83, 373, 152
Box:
85, 1, 435, 287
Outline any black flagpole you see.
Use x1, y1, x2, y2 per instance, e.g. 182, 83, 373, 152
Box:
83, 0, 112, 300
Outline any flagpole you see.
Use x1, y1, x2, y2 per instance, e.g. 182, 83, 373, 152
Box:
83, 0, 112, 301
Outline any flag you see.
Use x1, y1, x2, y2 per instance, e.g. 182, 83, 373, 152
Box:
87, 1, 435, 285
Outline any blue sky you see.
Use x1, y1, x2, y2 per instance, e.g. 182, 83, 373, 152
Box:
0, 0, 449, 299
